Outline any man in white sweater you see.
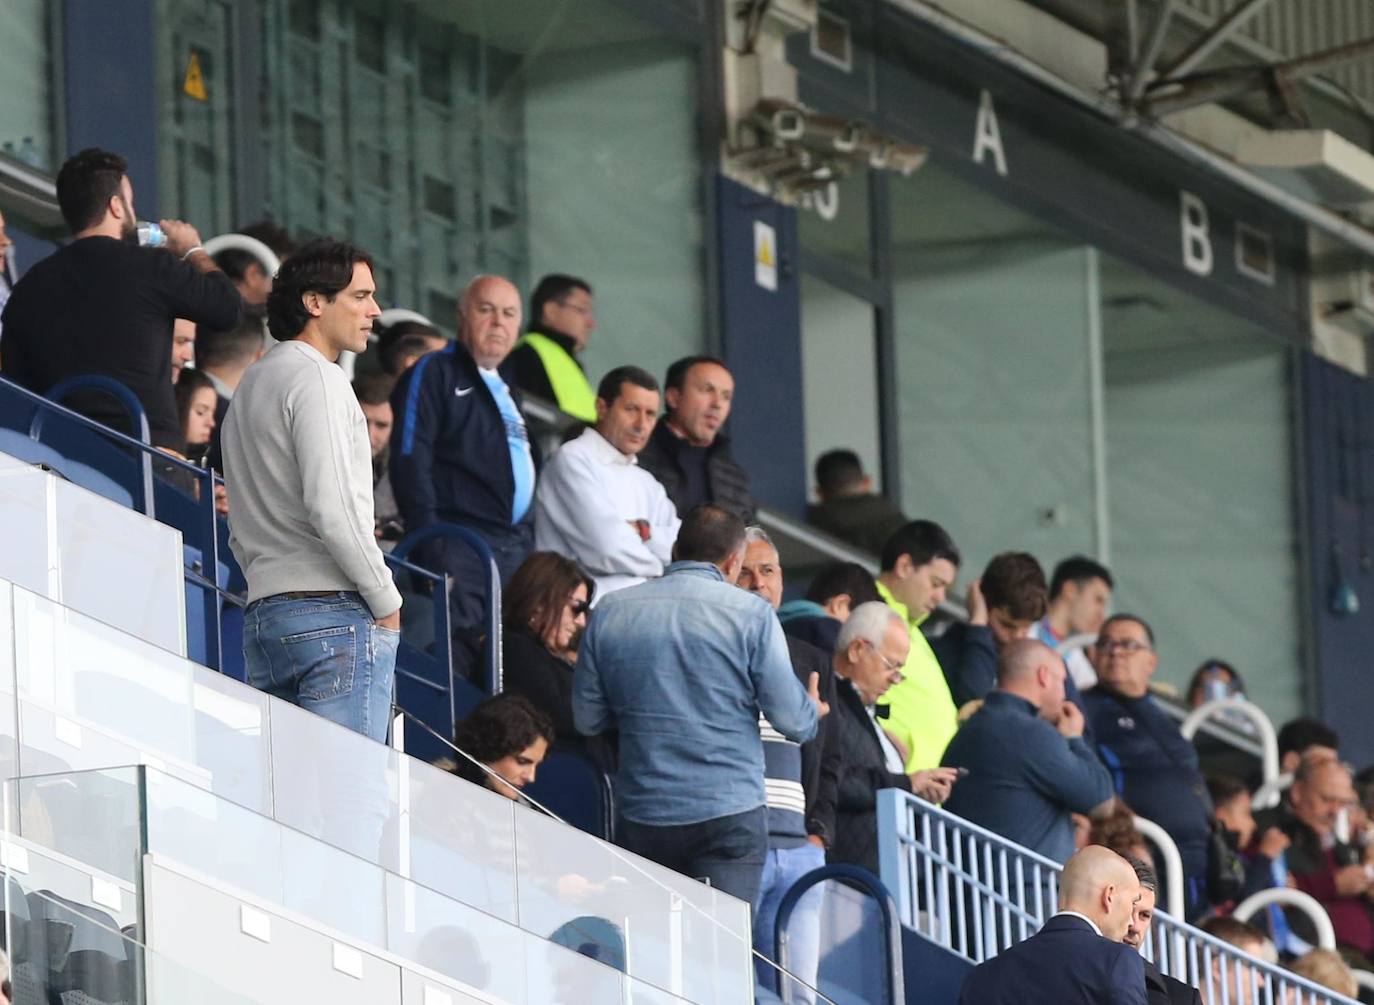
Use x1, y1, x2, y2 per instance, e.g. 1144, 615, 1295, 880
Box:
534, 365, 680, 599
222, 239, 402, 743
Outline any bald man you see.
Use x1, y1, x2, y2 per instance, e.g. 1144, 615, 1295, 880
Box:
390, 274, 539, 677
959, 846, 1147, 1004
943, 639, 1114, 864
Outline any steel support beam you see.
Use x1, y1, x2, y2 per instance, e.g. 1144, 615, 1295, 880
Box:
1158, 0, 1278, 82
1146, 36, 1374, 118
1126, 0, 1178, 105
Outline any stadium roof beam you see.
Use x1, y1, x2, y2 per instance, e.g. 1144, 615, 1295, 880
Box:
1124, 0, 1177, 105
1144, 36, 1374, 119
1156, 0, 1278, 82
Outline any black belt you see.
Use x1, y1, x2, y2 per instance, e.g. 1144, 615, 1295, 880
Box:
277, 590, 343, 599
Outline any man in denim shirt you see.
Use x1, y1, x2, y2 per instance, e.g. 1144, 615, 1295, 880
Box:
574, 504, 823, 906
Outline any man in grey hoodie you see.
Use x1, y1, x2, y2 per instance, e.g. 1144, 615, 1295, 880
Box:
222, 238, 402, 743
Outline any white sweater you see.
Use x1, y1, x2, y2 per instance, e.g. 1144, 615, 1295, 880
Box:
534, 426, 680, 599
222, 341, 402, 618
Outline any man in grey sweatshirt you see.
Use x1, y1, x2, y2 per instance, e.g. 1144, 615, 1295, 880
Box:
222, 239, 403, 743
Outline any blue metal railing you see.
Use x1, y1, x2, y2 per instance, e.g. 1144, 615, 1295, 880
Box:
392, 523, 502, 695
774, 864, 905, 1005
876, 788, 1358, 1005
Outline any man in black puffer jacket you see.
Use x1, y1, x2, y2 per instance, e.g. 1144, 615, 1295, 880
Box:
637, 355, 756, 523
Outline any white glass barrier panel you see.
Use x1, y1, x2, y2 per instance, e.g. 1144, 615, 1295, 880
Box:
12, 585, 270, 812
400, 966, 512, 1005
268, 697, 520, 923
0, 456, 186, 655
145, 860, 403, 1005
0, 580, 18, 783
512, 801, 754, 1004
0, 454, 54, 598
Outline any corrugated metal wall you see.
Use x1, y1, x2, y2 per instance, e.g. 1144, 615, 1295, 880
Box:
1179, 0, 1374, 103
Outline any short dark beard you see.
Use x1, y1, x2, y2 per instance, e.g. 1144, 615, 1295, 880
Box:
119, 195, 138, 243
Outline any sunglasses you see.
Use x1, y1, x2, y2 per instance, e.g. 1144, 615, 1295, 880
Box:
568, 599, 591, 617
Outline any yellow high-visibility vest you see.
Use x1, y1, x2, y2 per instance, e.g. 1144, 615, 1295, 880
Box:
518, 332, 597, 423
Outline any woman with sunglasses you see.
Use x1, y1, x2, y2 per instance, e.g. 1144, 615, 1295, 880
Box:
502, 552, 598, 754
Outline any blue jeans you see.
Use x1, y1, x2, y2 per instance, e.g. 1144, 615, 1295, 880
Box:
753, 842, 826, 1002
617, 806, 769, 907
243, 592, 400, 743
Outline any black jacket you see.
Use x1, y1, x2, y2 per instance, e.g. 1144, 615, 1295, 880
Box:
787, 636, 841, 849
1144, 959, 1202, 1005
388, 342, 540, 537
637, 421, 756, 523
958, 914, 1147, 1005
0, 236, 242, 450
830, 677, 912, 875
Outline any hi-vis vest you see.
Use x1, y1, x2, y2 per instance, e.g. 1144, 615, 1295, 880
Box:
518, 332, 596, 423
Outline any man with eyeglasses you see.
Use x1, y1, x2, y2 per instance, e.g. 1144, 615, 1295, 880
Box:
390, 274, 539, 681
1083, 614, 1213, 920
829, 601, 961, 875
1267, 757, 1374, 965
504, 273, 599, 422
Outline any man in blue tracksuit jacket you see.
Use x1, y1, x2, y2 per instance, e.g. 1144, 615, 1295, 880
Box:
389, 275, 539, 678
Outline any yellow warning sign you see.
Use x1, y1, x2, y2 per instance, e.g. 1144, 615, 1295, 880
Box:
754, 221, 777, 291
183, 51, 208, 102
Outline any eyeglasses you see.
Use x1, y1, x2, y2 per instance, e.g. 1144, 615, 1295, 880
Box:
863, 640, 905, 675
1096, 639, 1152, 654
567, 598, 591, 617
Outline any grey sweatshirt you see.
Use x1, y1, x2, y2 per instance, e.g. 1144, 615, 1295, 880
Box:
222, 340, 402, 618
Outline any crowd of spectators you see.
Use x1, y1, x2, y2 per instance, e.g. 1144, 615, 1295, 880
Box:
5, 145, 1373, 1003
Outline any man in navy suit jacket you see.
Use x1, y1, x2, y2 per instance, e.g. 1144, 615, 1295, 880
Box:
959, 846, 1147, 1004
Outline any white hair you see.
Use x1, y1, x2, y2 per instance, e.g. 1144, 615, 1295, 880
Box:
743, 526, 775, 551
835, 601, 904, 652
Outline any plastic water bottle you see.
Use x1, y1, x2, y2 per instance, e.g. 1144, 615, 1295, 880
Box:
137, 222, 167, 248
17, 137, 41, 168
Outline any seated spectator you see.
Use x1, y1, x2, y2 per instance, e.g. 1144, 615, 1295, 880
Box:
352, 373, 402, 541
1089, 802, 1155, 869
1187, 660, 1246, 709
197, 309, 265, 471
212, 246, 273, 305
830, 601, 960, 874
934, 550, 1049, 707
778, 560, 883, 653
377, 318, 447, 375
1262, 757, 1374, 967
1196, 917, 1267, 1005
957, 846, 1144, 1005
1031, 555, 1113, 691
502, 274, 598, 422
805, 449, 908, 555
736, 526, 841, 999
174, 367, 218, 468
872, 520, 962, 772
1209, 774, 1293, 923
1276, 718, 1340, 776
942, 639, 1114, 864
534, 365, 680, 598
1084, 614, 1213, 920
1124, 858, 1204, 1005
572, 504, 820, 906
0, 147, 241, 452
171, 318, 196, 384
1288, 948, 1357, 998
448, 693, 554, 803
637, 355, 756, 522
501, 552, 594, 749
389, 275, 538, 680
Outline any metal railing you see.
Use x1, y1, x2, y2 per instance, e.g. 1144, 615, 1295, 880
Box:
876, 788, 1359, 1005
1182, 696, 1280, 786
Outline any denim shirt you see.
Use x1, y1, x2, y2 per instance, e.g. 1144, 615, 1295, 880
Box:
573, 561, 818, 826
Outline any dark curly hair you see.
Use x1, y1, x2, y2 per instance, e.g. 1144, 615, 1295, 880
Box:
449, 694, 554, 788
265, 238, 373, 341
56, 148, 128, 233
